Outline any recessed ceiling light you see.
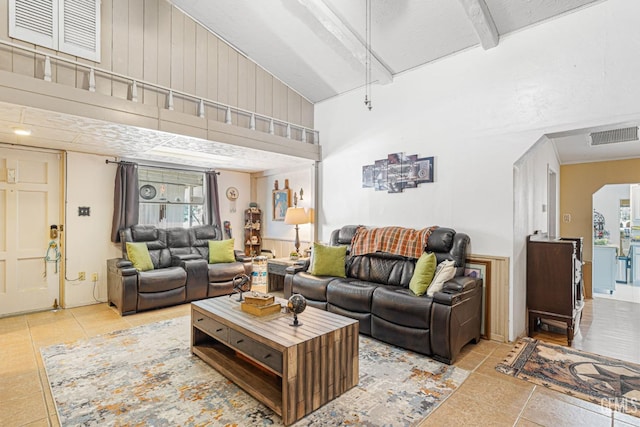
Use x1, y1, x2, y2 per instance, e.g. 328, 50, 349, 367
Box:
13, 128, 31, 136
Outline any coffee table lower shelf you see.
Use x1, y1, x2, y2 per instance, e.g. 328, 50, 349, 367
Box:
192, 335, 283, 416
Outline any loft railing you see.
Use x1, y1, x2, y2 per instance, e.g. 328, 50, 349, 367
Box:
0, 39, 319, 144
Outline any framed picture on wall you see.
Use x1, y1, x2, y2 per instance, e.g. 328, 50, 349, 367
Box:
272, 188, 290, 221
374, 159, 388, 191
415, 156, 434, 183
362, 165, 375, 188
387, 152, 403, 193
402, 154, 419, 189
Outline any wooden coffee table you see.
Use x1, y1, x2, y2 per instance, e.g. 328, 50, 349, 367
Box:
191, 296, 359, 425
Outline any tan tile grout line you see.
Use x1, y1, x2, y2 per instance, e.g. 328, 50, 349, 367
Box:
35, 308, 93, 427
512, 385, 538, 427
467, 351, 492, 373
27, 306, 129, 427
497, 368, 620, 426
26, 312, 59, 427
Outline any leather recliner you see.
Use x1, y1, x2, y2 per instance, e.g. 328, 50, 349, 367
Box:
284, 225, 483, 364
107, 224, 252, 315
188, 225, 252, 297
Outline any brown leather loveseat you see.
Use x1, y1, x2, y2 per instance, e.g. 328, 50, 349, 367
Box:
284, 225, 482, 364
107, 224, 251, 315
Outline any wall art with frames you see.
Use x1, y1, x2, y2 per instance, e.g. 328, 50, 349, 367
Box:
362, 153, 434, 193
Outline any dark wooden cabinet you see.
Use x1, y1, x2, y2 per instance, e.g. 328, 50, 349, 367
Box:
526, 234, 584, 345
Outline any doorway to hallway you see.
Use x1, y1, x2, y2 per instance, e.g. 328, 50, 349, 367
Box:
531, 297, 640, 364
592, 184, 640, 305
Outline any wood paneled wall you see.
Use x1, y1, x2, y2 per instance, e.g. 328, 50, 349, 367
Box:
0, 0, 313, 129
468, 254, 510, 343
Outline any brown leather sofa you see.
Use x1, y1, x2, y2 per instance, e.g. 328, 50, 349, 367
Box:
284, 225, 482, 364
107, 224, 251, 315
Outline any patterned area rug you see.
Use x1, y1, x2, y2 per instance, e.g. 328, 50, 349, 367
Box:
41, 316, 468, 426
496, 337, 640, 417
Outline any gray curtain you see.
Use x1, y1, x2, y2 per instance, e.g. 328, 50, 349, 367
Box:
205, 171, 222, 236
110, 162, 139, 243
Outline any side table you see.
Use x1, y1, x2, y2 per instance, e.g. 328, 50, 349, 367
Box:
267, 257, 306, 292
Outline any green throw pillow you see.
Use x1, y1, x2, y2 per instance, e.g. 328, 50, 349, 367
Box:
126, 242, 154, 271
208, 239, 236, 263
308, 242, 347, 277
409, 252, 437, 296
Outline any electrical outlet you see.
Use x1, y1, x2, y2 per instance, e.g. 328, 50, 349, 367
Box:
91, 272, 98, 281
78, 272, 86, 281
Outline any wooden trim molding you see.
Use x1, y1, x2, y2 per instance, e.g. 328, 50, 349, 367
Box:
468, 254, 510, 343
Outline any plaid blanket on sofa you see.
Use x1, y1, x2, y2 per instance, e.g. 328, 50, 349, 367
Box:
350, 226, 438, 259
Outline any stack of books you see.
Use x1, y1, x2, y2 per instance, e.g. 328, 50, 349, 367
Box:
240, 293, 281, 316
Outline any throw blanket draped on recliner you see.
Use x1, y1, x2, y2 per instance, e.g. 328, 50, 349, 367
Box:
350, 225, 438, 258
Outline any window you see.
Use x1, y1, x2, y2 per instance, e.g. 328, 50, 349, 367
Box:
138, 167, 204, 229
9, 0, 101, 62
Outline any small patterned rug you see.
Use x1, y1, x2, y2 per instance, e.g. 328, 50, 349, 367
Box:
41, 316, 468, 426
496, 337, 640, 418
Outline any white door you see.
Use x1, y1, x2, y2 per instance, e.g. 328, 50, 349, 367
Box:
0, 147, 61, 316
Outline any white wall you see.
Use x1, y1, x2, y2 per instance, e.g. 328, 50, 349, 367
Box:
64, 152, 121, 307
255, 164, 315, 257
216, 170, 252, 250
513, 136, 560, 339
314, 0, 640, 340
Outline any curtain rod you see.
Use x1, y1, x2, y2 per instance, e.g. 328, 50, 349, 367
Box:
105, 159, 220, 175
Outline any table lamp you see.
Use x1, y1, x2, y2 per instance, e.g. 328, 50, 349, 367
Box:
284, 207, 308, 255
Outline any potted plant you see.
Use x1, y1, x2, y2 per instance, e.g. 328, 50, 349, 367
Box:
289, 251, 300, 261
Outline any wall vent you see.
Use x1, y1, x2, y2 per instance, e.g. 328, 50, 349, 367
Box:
589, 127, 638, 146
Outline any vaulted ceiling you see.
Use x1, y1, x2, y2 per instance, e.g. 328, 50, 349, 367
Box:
165, 0, 640, 165
5, 0, 638, 168
169, 0, 601, 103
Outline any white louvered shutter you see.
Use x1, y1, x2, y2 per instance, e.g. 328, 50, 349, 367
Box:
9, 0, 58, 49
59, 0, 101, 62
9, 0, 100, 62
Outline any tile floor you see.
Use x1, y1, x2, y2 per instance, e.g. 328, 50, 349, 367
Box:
1, 302, 638, 427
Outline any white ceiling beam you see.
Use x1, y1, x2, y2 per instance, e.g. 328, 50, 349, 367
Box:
297, 0, 393, 85
458, 0, 499, 50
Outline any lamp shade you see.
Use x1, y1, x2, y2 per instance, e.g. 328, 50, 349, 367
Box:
284, 207, 308, 225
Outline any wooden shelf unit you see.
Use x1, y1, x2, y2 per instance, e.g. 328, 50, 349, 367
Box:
244, 208, 262, 256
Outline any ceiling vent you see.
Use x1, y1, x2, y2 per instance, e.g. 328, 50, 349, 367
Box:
589, 127, 638, 146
